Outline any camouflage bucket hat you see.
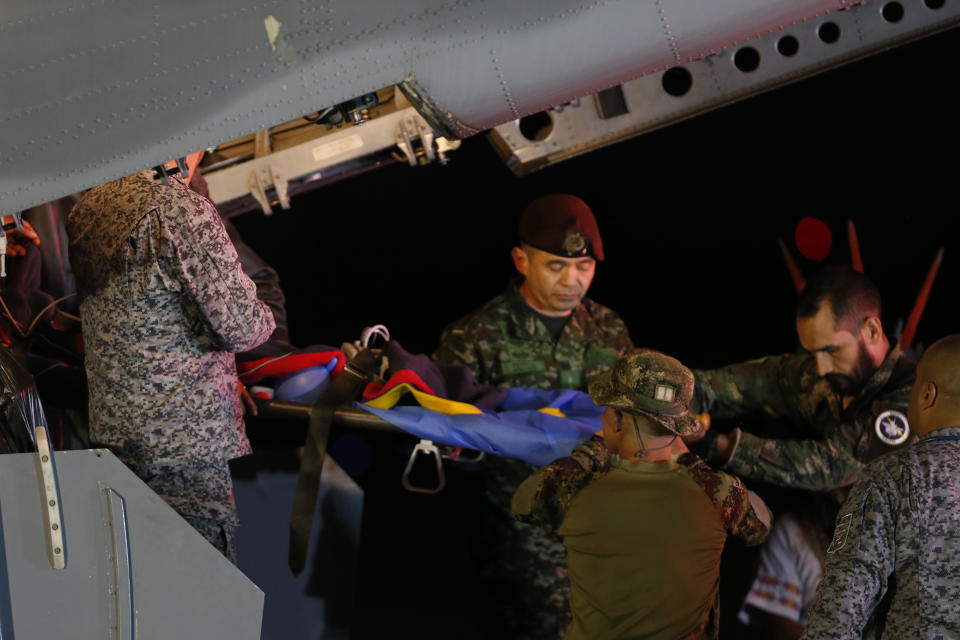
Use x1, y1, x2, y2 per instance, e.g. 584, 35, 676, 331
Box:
588, 348, 700, 436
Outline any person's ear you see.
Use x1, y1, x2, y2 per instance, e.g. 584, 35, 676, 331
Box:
862, 316, 883, 344
511, 246, 528, 276
920, 381, 938, 411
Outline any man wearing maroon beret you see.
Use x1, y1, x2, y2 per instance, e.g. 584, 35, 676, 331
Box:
433, 193, 632, 391
433, 194, 633, 639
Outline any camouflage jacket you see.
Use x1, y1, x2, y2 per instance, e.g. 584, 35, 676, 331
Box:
692, 345, 916, 491
513, 437, 771, 640
432, 281, 633, 391
801, 428, 960, 640
68, 171, 275, 465
512, 437, 770, 540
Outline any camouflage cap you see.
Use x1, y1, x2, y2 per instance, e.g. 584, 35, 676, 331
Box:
588, 348, 700, 435
517, 194, 604, 261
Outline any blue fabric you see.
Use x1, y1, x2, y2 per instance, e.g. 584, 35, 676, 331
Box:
355, 388, 604, 466
275, 358, 339, 403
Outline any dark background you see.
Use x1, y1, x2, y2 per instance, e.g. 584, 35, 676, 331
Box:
232, 27, 959, 639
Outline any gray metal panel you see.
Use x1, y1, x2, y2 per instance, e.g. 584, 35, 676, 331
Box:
489, 0, 960, 173
0, 449, 263, 639
3, 0, 864, 214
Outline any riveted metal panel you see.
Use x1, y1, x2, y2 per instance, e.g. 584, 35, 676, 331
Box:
0, 0, 932, 213
0, 449, 263, 638
489, 0, 960, 174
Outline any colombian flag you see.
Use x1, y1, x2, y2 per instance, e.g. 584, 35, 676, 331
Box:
356, 371, 604, 466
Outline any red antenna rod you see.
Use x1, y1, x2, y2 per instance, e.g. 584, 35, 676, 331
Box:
899, 246, 944, 350
847, 220, 864, 273
778, 237, 806, 294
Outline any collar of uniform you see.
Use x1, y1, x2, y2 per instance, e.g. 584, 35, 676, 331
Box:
844, 342, 905, 416
615, 457, 680, 473
144, 169, 187, 187
920, 426, 960, 441
503, 280, 598, 343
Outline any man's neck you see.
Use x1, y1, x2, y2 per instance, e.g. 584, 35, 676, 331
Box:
616, 415, 683, 462
871, 336, 892, 369
618, 435, 681, 462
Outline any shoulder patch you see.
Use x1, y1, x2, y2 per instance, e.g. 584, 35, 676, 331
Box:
875, 410, 910, 445
827, 513, 853, 554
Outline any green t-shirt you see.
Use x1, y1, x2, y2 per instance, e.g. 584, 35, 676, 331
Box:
559, 459, 730, 640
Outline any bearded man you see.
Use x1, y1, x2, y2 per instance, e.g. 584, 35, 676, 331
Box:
686, 266, 916, 491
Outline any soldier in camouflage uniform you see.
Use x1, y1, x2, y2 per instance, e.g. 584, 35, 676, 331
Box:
513, 349, 772, 640
433, 193, 633, 390
687, 266, 916, 491
433, 194, 632, 639
801, 334, 960, 639
68, 162, 275, 562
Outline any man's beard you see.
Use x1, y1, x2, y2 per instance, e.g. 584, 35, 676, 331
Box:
824, 340, 876, 395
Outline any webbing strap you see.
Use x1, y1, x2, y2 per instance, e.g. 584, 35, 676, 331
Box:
288, 349, 380, 575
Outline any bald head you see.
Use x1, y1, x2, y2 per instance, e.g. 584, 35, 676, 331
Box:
908, 335, 960, 437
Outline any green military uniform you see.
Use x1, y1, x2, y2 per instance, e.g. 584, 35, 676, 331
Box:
514, 438, 770, 640
514, 349, 771, 640
692, 345, 916, 491
432, 280, 633, 391
433, 282, 632, 639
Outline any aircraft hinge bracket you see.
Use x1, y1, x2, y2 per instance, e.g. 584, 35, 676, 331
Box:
247, 165, 290, 215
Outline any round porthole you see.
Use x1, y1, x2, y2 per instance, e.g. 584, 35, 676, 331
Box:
662, 67, 693, 97
818, 22, 841, 44
776, 35, 800, 57
882, 2, 905, 22
517, 111, 553, 142
733, 47, 761, 72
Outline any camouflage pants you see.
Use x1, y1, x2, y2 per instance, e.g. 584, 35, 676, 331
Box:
117, 452, 240, 564
483, 456, 571, 640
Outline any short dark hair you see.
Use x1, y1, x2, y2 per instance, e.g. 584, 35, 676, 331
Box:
797, 266, 881, 328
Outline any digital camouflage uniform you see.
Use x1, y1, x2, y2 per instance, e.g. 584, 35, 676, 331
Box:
801, 428, 960, 639
692, 345, 916, 491
433, 280, 633, 391
68, 171, 275, 561
433, 281, 632, 639
513, 437, 771, 639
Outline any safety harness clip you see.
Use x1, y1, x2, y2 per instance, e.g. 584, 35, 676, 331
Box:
401, 439, 446, 494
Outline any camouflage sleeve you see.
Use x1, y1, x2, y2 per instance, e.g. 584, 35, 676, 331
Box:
432, 323, 484, 378
609, 313, 634, 354
801, 466, 896, 639
222, 217, 290, 348
725, 419, 865, 491
165, 194, 275, 353
511, 436, 611, 532
692, 355, 800, 417
687, 461, 772, 545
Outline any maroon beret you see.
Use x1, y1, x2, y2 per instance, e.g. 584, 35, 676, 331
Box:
517, 194, 604, 261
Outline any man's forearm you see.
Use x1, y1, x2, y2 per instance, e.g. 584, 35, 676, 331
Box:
725, 430, 863, 491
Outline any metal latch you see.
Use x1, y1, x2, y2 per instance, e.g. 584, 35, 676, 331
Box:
395, 117, 459, 167
401, 439, 446, 494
